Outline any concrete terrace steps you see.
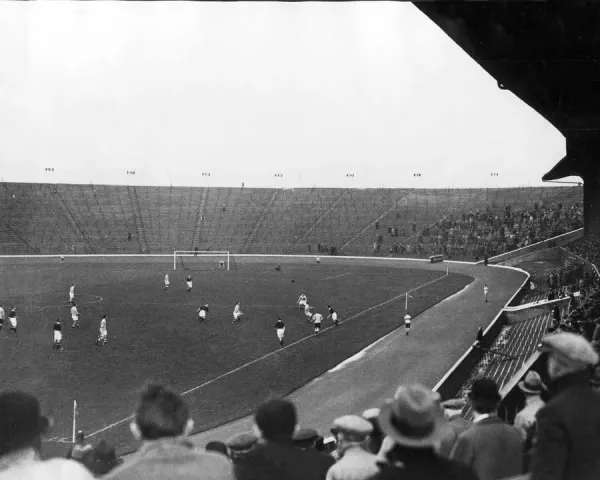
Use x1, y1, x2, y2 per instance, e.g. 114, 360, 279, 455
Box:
459, 307, 562, 419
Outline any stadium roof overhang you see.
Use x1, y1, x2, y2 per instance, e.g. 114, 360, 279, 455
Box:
414, 0, 600, 183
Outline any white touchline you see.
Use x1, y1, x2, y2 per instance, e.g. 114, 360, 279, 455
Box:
82, 273, 449, 439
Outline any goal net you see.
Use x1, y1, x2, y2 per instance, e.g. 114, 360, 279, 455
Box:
173, 251, 236, 271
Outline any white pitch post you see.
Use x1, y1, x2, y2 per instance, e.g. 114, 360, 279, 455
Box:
72, 400, 77, 443
227, 252, 230, 271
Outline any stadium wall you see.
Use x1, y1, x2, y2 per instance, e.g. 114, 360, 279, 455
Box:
487, 228, 583, 265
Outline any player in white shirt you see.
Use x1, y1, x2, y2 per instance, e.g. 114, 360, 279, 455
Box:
316, 257, 321, 264
484, 284, 489, 303
96, 314, 107, 346
312, 312, 323, 335
327, 305, 339, 327
304, 303, 313, 322
186, 275, 193, 293
0, 304, 4, 332
164, 274, 170, 290
297, 294, 307, 309
233, 302, 244, 323
71, 303, 80, 328
197, 304, 209, 322
69, 284, 75, 303
8, 307, 17, 334
404, 312, 412, 336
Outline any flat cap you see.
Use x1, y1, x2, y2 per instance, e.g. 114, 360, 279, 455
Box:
540, 332, 598, 368
293, 427, 320, 443
440, 398, 466, 410
226, 432, 257, 452
362, 408, 381, 421
332, 415, 373, 437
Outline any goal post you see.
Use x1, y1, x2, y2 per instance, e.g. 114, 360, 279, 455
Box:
173, 251, 232, 271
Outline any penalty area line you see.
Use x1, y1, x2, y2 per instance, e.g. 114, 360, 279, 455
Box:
84, 273, 448, 440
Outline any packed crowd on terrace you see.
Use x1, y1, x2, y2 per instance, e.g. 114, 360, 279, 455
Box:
381, 200, 583, 259
2, 322, 600, 480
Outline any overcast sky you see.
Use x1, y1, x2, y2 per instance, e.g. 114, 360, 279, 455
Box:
0, 2, 571, 189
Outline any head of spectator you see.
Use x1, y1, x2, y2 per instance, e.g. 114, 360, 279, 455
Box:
68, 430, 93, 461
440, 398, 466, 421
518, 371, 546, 398
0, 392, 93, 479
130, 384, 193, 442
468, 378, 501, 415
330, 415, 373, 457
81, 440, 122, 476
293, 428, 321, 450
205, 441, 229, 458
253, 398, 297, 444
0, 391, 50, 460
362, 408, 384, 454
539, 332, 599, 381
226, 432, 257, 464
378, 384, 448, 454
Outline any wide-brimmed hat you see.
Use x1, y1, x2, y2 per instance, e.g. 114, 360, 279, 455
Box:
518, 371, 546, 395
0, 392, 51, 453
378, 384, 447, 448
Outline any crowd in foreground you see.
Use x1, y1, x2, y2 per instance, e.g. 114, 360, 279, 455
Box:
1, 329, 600, 480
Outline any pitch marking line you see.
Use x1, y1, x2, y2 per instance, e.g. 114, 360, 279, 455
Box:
79, 273, 449, 440
321, 273, 350, 281
37, 295, 104, 312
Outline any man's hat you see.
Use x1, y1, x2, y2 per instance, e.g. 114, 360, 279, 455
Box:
467, 379, 501, 410
226, 432, 257, 452
331, 415, 373, 438
518, 371, 546, 395
539, 332, 598, 370
378, 384, 448, 448
0, 392, 50, 453
293, 427, 320, 447
440, 398, 466, 410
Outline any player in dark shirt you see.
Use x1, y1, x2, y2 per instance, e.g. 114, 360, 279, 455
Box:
275, 318, 286, 347
53, 319, 63, 350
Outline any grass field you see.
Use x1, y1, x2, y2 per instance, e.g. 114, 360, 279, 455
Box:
0, 257, 472, 456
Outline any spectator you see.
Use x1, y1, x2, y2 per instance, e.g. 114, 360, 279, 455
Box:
234, 399, 334, 480
81, 440, 122, 476
531, 333, 600, 480
104, 384, 233, 480
67, 430, 93, 462
205, 441, 229, 459
227, 433, 257, 465
436, 398, 471, 458
514, 371, 546, 442
372, 384, 478, 480
326, 415, 378, 480
450, 378, 523, 480
293, 428, 321, 450
514, 371, 547, 473
361, 408, 384, 455
0, 391, 94, 479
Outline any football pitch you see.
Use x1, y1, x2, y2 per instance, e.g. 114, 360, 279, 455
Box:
0, 256, 472, 456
